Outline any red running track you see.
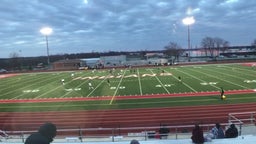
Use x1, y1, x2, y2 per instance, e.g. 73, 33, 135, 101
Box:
0, 89, 255, 134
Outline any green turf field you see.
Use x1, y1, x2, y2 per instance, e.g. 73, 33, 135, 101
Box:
0, 63, 256, 112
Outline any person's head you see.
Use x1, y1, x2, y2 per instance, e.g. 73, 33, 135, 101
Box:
215, 123, 220, 129
130, 139, 140, 144
194, 123, 200, 129
230, 124, 236, 128
38, 122, 57, 142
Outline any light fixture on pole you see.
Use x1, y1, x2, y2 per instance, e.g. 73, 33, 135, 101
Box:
182, 16, 195, 60
40, 27, 53, 65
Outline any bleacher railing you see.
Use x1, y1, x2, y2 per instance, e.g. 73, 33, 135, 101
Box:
228, 111, 256, 136
1, 123, 242, 143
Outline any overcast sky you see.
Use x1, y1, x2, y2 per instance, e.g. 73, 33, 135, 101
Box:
0, 0, 256, 58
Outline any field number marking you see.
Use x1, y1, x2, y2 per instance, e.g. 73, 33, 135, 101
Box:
155, 84, 174, 87
65, 88, 81, 92
244, 80, 256, 83
110, 86, 126, 90
23, 89, 40, 93
200, 82, 218, 85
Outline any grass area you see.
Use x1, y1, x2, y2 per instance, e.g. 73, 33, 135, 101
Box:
0, 63, 256, 112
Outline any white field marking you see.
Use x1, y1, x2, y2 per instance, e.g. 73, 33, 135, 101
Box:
191, 67, 250, 89
110, 86, 126, 90
109, 69, 127, 105
87, 76, 108, 97
35, 72, 91, 99
110, 87, 116, 90
104, 96, 256, 106
64, 88, 81, 92
60, 80, 90, 98
155, 84, 174, 88
193, 66, 202, 68
218, 65, 256, 77
174, 69, 204, 92
23, 89, 40, 93
73, 73, 172, 80
159, 73, 172, 76
137, 68, 143, 95
244, 80, 256, 83
212, 65, 256, 79
149, 69, 170, 94
142, 74, 156, 77
125, 74, 138, 78
200, 82, 218, 86
170, 68, 177, 70
10, 74, 67, 99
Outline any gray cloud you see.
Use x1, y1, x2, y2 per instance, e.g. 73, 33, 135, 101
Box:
0, 0, 256, 58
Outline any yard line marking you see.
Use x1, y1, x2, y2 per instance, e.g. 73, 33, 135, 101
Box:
137, 68, 143, 95
175, 69, 219, 90
220, 65, 256, 77
109, 69, 127, 105
190, 68, 250, 89
35, 72, 90, 99
87, 76, 108, 97
60, 72, 94, 98
169, 69, 198, 92
149, 70, 170, 94
213, 66, 256, 81
8, 74, 64, 99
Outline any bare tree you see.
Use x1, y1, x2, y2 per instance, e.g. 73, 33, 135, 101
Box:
201, 37, 229, 58
9, 52, 21, 70
164, 42, 184, 63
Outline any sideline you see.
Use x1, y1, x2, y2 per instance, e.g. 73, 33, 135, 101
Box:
0, 89, 255, 104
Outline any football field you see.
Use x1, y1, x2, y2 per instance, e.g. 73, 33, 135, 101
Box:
0, 63, 256, 112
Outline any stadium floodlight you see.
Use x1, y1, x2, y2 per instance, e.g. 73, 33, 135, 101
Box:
40, 27, 53, 65
182, 16, 195, 60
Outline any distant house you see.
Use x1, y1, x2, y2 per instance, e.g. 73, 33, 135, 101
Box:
52, 59, 82, 70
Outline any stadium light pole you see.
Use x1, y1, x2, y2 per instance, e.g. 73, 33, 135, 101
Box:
40, 27, 53, 65
182, 16, 195, 61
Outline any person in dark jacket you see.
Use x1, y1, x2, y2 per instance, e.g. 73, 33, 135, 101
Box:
159, 124, 170, 139
225, 124, 238, 138
191, 124, 204, 144
25, 122, 57, 144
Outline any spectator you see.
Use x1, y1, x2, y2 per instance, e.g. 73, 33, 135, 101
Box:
130, 139, 140, 144
191, 124, 204, 144
225, 124, 238, 138
25, 122, 57, 144
159, 124, 170, 139
211, 123, 224, 139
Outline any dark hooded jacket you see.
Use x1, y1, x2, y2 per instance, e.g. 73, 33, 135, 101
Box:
25, 123, 56, 144
191, 124, 204, 144
225, 124, 238, 138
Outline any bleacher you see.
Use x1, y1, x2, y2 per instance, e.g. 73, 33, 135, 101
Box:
1, 112, 255, 143
3, 135, 256, 144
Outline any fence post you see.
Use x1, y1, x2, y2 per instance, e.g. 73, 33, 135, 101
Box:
79, 127, 83, 142
239, 123, 242, 136
228, 114, 231, 124
145, 129, 147, 141
175, 127, 177, 139
250, 113, 254, 124
112, 129, 114, 142
21, 132, 24, 143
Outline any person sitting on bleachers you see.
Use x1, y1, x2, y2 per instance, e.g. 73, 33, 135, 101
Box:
211, 123, 225, 139
225, 124, 238, 138
191, 124, 204, 144
159, 124, 170, 139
